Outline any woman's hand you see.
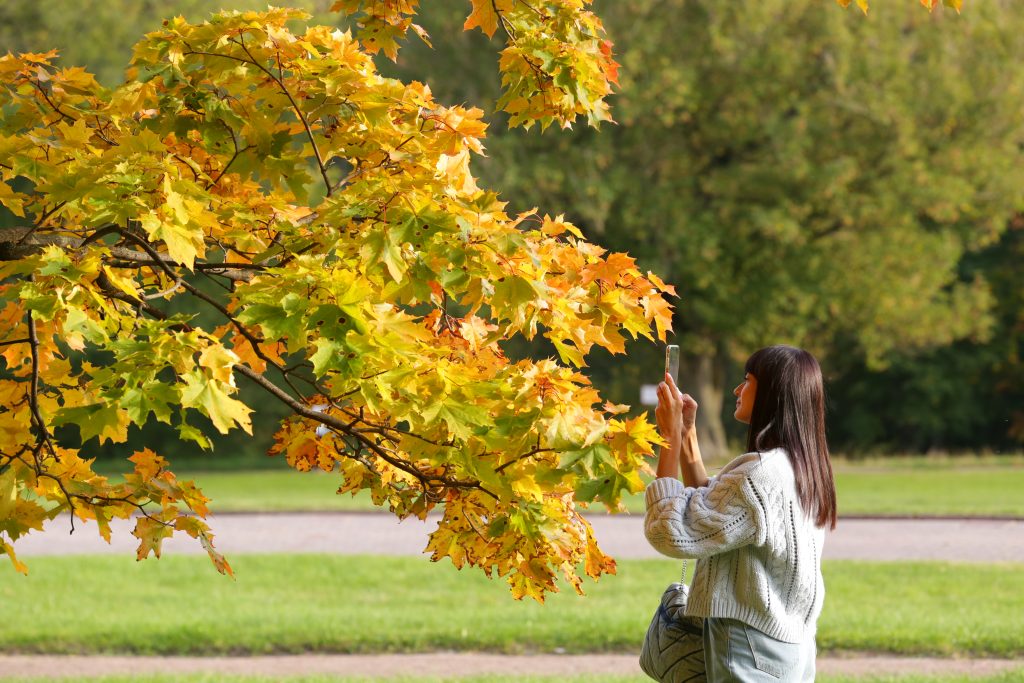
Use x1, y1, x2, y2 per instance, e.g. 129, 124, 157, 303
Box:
655, 373, 698, 453
654, 373, 707, 486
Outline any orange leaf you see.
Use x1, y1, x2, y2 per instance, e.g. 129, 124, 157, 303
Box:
128, 448, 166, 481
464, 0, 513, 37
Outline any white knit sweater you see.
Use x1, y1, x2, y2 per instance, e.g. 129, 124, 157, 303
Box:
644, 447, 826, 643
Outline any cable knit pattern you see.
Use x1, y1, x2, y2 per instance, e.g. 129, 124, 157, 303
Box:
644, 448, 826, 644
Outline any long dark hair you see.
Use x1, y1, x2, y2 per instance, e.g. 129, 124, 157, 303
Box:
745, 345, 837, 530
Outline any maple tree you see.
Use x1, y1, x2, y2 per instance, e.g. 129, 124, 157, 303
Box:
0, 3, 671, 600
0, 0, 969, 597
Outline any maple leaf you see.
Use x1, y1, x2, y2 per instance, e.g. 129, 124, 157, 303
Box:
464, 0, 514, 38
128, 448, 167, 481
52, 403, 130, 445
1, 539, 28, 575
132, 517, 174, 560
180, 371, 253, 435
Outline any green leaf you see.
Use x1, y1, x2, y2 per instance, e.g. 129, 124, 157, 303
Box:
309, 338, 353, 376
422, 398, 492, 440
361, 227, 406, 282
491, 275, 540, 322
52, 403, 129, 445
120, 381, 177, 425
180, 371, 253, 435
178, 421, 212, 450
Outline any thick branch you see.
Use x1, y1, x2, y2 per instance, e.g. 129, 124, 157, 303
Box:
0, 227, 256, 282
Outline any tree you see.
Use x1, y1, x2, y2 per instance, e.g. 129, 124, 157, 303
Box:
826, 214, 1024, 454
0, 0, 973, 595
0, 4, 668, 600
448, 0, 1024, 457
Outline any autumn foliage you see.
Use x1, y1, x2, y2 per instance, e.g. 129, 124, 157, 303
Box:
0, 3, 670, 600
1, 0, 961, 598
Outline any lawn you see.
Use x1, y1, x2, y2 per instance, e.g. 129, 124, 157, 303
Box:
2, 555, 1022, 658
162, 455, 1024, 517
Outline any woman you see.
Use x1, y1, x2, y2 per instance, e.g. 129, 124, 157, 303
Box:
645, 345, 837, 682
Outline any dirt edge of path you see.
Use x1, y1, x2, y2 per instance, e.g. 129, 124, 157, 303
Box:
1, 653, 1022, 679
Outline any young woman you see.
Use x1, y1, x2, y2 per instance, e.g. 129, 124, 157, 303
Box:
645, 345, 837, 682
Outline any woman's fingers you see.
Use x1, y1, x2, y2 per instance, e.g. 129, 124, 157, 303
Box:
664, 374, 687, 403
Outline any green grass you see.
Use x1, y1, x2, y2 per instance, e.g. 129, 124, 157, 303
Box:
6, 676, 1024, 683
169, 455, 1024, 517
831, 467, 1024, 517
2, 556, 1022, 658
179, 470, 375, 512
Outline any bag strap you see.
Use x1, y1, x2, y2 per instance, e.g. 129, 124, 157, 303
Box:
680, 559, 689, 586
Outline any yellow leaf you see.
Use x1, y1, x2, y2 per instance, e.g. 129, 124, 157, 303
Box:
132, 516, 173, 560
1, 539, 28, 575
102, 266, 140, 299
0, 467, 18, 519
198, 345, 240, 385
139, 211, 200, 271
0, 181, 26, 217
582, 516, 615, 579
57, 118, 93, 147
181, 371, 253, 435
510, 474, 544, 502
178, 481, 209, 518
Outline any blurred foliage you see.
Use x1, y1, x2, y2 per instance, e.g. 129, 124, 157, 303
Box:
3, 0, 1022, 456
828, 218, 1024, 453
0, 0, 337, 87
387, 0, 1024, 453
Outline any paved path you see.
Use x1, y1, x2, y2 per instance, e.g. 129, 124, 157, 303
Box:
1, 653, 1021, 679
16, 512, 1024, 562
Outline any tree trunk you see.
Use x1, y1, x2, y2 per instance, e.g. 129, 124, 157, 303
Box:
679, 350, 730, 463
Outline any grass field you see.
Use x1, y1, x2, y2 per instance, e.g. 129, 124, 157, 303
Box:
160, 455, 1024, 517
2, 555, 1022, 658
6, 675, 1024, 683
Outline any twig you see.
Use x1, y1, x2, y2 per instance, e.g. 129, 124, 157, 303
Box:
494, 447, 555, 474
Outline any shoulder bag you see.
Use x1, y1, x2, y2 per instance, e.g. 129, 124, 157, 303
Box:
639, 560, 706, 682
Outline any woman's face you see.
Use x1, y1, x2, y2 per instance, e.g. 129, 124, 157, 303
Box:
733, 372, 757, 424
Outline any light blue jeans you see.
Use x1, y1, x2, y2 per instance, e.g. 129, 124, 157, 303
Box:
703, 617, 816, 682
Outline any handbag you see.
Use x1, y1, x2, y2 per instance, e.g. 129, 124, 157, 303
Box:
639, 560, 706, 682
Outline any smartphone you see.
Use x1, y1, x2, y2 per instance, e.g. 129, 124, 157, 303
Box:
665, 344, 680, 386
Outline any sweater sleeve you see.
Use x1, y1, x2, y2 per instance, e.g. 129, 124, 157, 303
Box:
643, 462, 765, 560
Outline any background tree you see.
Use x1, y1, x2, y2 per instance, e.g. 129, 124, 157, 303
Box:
827, 215, 1024, 453
398, 0, 1024, 457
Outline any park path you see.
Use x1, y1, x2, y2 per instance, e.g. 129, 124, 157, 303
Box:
1, 652, 1022, 679
15, 511, 1024, 562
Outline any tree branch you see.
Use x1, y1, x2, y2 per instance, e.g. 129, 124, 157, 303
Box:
0, 338, 30, 348
0, 226, 256, 282
233, 363, 495, 498
494, 447, 556, 474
